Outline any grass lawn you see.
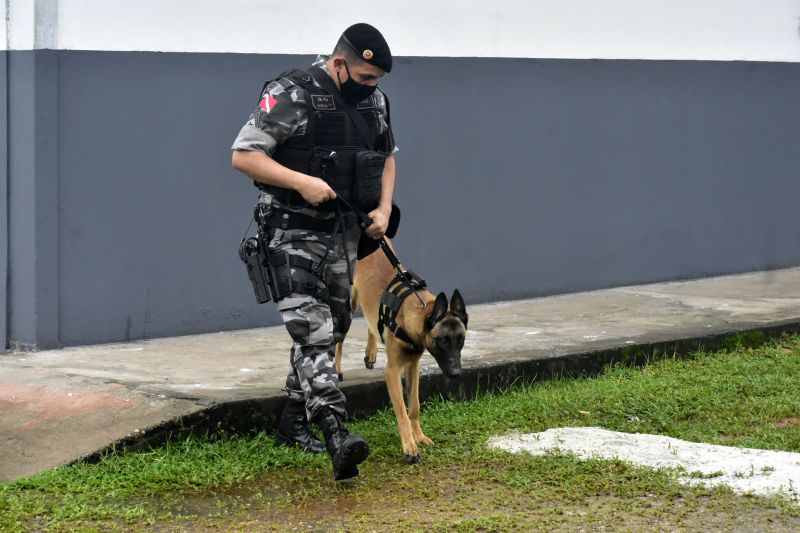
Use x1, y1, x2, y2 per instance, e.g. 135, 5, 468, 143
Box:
3, 334, 800, 531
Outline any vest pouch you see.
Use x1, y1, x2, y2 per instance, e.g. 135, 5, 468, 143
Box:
354, 150, 386, 211
309, 147, 340, 178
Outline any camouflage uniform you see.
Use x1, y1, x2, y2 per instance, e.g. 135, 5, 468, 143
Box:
232, 56, 396, 421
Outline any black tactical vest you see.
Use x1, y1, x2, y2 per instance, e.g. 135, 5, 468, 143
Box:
265, 68, 379, 206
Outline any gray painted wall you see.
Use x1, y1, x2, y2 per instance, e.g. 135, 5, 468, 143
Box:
7, 50, 60, 351
1, 51, 7, 350
5, 51, 800, 349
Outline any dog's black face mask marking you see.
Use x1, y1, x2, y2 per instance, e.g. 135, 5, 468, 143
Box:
424, 290, 468, 378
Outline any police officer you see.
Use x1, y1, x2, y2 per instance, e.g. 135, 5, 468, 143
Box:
231, 23, 397, 480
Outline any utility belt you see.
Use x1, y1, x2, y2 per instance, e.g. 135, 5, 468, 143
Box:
254, 183, 318, 212
238, 204, 357, 305
257, 203, 350, 233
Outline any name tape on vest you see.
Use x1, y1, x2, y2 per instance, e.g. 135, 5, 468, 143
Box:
311, 94, 336, 111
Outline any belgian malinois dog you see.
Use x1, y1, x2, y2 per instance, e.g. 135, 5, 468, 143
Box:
335, 239, 468, 463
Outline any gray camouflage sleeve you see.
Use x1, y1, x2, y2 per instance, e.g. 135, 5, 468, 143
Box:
231, 80, 308, 156
374, 88, 398, 155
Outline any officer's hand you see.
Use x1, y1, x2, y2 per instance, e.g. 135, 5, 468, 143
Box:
297, 176, 336, 206
365, 207, 390, 239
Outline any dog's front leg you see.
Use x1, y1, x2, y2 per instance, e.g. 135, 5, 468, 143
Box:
384, 349, 419, 463
406, 356, 434, 447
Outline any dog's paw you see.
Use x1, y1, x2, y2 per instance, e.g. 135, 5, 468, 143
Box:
363, 356, 375, 370
403, 453, 420, 465
415, 434, 434, 447
337, 372, 344, 382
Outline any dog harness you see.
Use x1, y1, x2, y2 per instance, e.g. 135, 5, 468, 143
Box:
376, 240, 427, 350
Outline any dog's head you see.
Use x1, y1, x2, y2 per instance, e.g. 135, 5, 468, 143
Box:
423, 289, 468, 378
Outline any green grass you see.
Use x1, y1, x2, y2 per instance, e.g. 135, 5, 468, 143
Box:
4, 334, 800, 531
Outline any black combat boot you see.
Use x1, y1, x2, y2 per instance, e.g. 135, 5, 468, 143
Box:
313, 408, 370, 480
275, 400, 326, 454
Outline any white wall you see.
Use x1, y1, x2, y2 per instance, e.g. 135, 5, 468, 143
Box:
4, 0, 36, 50
0, 1, 6, 50
3, 0, 800, 61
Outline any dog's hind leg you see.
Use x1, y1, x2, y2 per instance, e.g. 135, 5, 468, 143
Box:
336, 286, 361, 382
350, 283, 360, 313
364, 330, 378, 370
407, 356, 434, 447
335, 342, 344, 382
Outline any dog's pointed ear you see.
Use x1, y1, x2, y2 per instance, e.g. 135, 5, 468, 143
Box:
450, 289, 468, 327
425, 292, 449, 331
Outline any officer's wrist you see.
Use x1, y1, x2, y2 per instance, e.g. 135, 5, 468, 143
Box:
291, 172, 313, 193
377, 202, 392, 216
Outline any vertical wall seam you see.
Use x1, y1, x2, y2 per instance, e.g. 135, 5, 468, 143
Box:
55, 48, 60, 346
1, 48, 8, 351
33, 48, 59, 349
4, 0, 9, 50
33, 0, 57, 50
32, 1, 60, 348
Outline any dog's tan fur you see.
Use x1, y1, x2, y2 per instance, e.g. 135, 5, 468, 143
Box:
335, 239, 466, 461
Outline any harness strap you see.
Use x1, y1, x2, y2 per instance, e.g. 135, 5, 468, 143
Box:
377, 272, 427, 350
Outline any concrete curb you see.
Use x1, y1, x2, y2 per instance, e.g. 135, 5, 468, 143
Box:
73, 320, 800, 466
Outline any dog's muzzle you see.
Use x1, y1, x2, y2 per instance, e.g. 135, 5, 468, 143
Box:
444, 367, 462, 379
440, 356, 462, 379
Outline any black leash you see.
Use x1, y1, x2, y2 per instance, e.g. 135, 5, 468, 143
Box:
335, 195, 427, 350
334, 195, 427, 309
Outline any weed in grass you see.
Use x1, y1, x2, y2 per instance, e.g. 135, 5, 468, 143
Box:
688, 470, 725, 479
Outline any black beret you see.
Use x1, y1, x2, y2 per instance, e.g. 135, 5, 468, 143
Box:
341, 23, 393, 73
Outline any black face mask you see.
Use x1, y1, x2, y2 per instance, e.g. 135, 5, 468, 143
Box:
336, 61, 377, 105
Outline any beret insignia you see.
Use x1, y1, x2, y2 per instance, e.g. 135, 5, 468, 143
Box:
362, 49, 374, 60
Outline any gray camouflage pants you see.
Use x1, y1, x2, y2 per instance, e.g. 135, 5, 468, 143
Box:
266, 205, 360, 422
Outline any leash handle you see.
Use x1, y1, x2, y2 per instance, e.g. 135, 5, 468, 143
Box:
333, 194, 373, 228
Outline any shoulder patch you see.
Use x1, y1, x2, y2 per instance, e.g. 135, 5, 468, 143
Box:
311, 94, 336, 111
259, 94, 278, 113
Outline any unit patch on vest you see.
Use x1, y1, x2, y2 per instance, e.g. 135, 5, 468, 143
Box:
311, 94, 336, 111
357, 96, 377, 110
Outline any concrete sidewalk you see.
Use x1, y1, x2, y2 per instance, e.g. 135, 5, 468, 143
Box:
2, 267, 800, 483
